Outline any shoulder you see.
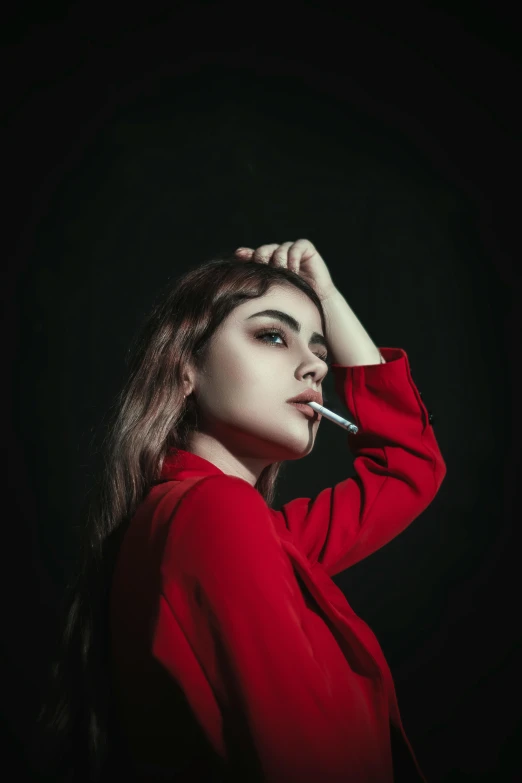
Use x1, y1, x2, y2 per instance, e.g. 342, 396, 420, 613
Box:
162, 474, 276, 570
167, 473, 268, 535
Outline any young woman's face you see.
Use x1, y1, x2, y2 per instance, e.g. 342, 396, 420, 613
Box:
185, 284, 330, 480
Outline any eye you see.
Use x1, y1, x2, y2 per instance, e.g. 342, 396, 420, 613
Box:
254, 327, 330, 366
255, 328, 286, 347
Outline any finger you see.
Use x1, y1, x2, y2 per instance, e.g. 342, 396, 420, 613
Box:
287, 241, 306, 273
291, 237, 316, 261
234, 247, 254, 257
252, 243, 280, 264
272, 241, 294, 268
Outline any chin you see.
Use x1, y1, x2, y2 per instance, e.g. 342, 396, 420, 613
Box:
274, 432, 317, 460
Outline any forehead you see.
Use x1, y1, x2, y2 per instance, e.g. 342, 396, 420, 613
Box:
232, 285, 323, 331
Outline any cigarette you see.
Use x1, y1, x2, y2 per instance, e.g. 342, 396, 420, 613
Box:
307, 401, 359, 434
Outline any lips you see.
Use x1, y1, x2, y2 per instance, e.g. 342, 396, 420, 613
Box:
288, 401, 322, 420
286, 389, 323, 406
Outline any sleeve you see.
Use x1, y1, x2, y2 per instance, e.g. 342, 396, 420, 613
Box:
157, 474, 374, 782
275, 346, 447, 576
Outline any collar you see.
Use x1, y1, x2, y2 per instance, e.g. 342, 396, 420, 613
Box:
157, 448, 226, 483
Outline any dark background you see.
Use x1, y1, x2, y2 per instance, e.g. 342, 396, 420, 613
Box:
2, 1, 520, 780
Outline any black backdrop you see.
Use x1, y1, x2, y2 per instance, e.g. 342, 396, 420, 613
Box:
3, 2, 520, 781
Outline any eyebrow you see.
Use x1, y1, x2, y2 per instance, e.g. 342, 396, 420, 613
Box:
245, 309, 328, 351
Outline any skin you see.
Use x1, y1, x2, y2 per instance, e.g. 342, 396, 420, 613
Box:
182, 283, 329, 486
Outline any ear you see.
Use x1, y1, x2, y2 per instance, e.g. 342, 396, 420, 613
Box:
182, 377, 194, 398
182, 362, 197, 398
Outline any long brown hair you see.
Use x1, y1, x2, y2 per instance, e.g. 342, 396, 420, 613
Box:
28, 252, 328, 781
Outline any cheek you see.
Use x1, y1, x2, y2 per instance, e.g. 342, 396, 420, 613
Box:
203, 355, 257, 403
206, 339, 285, 406
218, 345, 270, 386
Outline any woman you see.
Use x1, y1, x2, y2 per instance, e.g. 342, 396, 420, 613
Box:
30, 239, 446, 782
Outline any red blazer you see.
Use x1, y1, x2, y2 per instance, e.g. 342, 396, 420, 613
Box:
109, 347, 446, 782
